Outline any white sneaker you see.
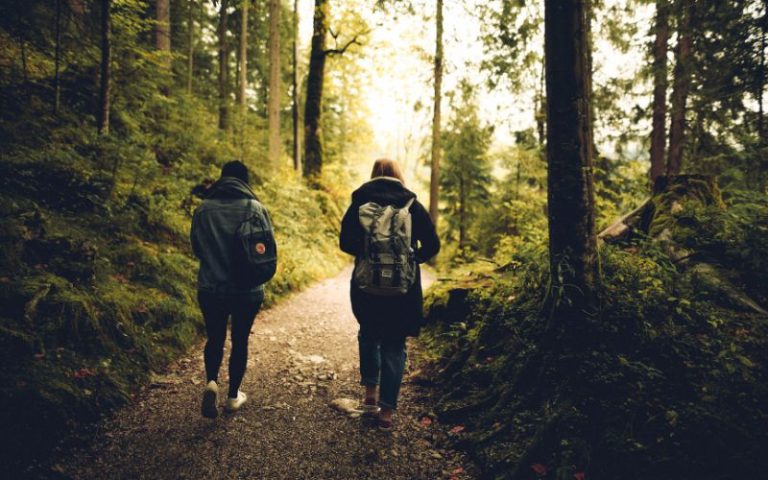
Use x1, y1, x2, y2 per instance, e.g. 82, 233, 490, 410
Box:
201, 380, 219, 419
224, 391, 247, 413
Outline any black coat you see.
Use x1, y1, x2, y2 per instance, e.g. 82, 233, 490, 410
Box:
340, 177, 440, 338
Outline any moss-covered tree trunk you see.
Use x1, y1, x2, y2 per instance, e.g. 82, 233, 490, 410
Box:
237, 0, 248, 111
268, 0, 281, 166
218, 0, 230, 131
97, 0, 111, 136
53, 0, 62, 115
429, 0, 444, 227
303, 0, 327, 179
650, 0, 669, 186
155, 0, 171, 69
186, 0, 195, 95
544, 0, 599, 321
292, 0, 300, 171
667, 0, 692, 176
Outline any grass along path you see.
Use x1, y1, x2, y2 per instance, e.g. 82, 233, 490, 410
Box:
51, 267, 477, 480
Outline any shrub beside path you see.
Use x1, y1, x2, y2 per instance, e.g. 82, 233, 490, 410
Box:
53, 267, 477, 480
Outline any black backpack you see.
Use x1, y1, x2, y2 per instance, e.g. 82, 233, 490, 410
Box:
231, 202, 277, 287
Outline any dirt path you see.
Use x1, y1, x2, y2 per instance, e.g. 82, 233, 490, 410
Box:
53, 268, 477, 480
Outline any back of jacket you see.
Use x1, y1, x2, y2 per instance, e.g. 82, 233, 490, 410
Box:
190, 178, 270, 294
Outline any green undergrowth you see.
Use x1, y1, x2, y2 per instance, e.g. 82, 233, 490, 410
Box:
0, 113, 346, 474
418, 193, 768, 480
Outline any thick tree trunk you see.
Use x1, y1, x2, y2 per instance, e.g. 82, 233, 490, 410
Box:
54, 0, 62, 114
218, 0, 230, 131
303, 0, 328, 178
649, 0, 669, 185
97, 0, 111, 136
268, 0, 282, 165
187, 0, 195, 95
156, 0, 171, 69
238, 0, 248, 110
292, 0, 300, 171
667, 0, 692, 176
429, 0, 444, 226
544, 0, 599, 320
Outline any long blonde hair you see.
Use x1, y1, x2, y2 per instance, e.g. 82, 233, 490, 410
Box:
370, 158, 405, 184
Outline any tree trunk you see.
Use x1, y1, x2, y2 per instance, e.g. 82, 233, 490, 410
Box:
649, 0, 669, 185
303, 0, 328, 178
238, 0, 248, 110
54, 0, 62, 115
187, 0, 195, 95
535, 60, 546, 147
156, 0, 171, 69
759, 0, 767, 143
218, 0, 230, 131
97, 0, 111, 136
292, 0, 300, 171
667, 0, 692, 176
458, 173, 466, 252
429, 0, 444, 226
268, 0, 282, 166
544, 0, 599, 321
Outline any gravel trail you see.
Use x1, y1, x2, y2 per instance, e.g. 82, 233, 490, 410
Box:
54, 267, 478, 480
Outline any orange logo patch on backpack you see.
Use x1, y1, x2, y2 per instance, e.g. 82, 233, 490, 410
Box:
255, 243, 266, 254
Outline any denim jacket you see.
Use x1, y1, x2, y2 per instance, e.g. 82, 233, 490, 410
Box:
190, 177, 272, 294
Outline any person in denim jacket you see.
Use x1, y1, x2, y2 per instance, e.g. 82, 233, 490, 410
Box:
191, 160, 271, 418
340, 158, 440, 430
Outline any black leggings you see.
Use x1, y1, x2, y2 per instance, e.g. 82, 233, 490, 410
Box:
198, 290, 264, 398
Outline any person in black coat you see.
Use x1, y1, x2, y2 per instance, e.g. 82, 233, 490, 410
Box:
339, 158, 440, 430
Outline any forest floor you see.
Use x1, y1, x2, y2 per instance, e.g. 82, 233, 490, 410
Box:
44, 267, 477, 480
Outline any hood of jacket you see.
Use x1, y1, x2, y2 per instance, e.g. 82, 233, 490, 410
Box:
205, 176, 258, 200
351, 177, 416, 208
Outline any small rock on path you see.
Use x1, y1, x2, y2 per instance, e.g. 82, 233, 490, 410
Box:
54, 267, 478, 480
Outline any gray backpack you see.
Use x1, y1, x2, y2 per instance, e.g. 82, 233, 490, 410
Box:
353, 198, 417, 296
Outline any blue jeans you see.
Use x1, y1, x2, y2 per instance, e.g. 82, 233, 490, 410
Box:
358, 331, 407, 410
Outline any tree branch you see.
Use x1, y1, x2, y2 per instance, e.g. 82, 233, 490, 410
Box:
323, 30, 368, 57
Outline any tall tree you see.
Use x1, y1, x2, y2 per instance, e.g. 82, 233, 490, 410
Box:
649, 0, 670, 185
440, 80, 493, 254
544, 0, 599, 321
268, 0, 281, 165
303, 0, 329, 178
429, 0, 444, 227
187, 0, 195, 94
97, 0, 111, 136
667, 0, 693, 176
292, 0, 300, 171
238, 0, 249, 110
218, 0, 230, 131
156, 0, 171, 69
53, 0, 62, 114
303, 0, 361, 178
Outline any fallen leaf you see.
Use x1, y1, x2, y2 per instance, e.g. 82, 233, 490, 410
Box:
73, 368, 96, 379
531, 463, 548, 475
450, 425, 465, 434
419, 416, 433, 427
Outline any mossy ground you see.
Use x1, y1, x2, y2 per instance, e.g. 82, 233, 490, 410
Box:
417, 191, 768, 480
0, 150, 347, 474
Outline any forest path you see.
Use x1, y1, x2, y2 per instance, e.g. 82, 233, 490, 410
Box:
55, 267, 477, 480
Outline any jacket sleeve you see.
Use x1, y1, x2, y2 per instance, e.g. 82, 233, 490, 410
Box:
190, 208, 203, 259
411, 200, 440, 264
339, 200, 363, 256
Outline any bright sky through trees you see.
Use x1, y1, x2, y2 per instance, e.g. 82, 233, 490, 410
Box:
296, 0, 653, 187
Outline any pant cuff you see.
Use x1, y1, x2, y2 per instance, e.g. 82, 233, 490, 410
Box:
378, 400, 397, 410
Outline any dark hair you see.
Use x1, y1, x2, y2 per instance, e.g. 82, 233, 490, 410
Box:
221, 160, 249, 183
370, 158, 405, 184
